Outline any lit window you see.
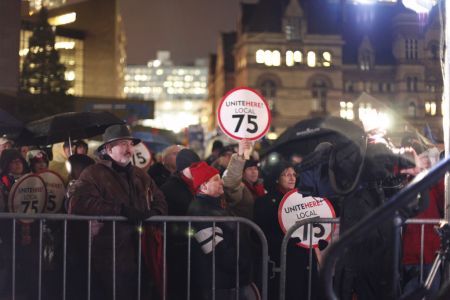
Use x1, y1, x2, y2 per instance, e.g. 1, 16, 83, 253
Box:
405, 39, 418, 60
322, 52, 332, 67
307, 51, 316, 67
340, 101, 354, 120
425, 101, 437, 116
48, 12, 76, 26
286, 51, 294, 66
55, 41, 75, 50
65, 71, 75, 81
264, 50, 273, 66
294, 51, 302, 63
256, 50, 265, 63
272, 51, 281, 66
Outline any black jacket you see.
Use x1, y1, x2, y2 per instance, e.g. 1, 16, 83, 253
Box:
147, 162, 171, 187
254, 189, 319, 300
160, 173, 194, 216
187, 194, 251, 290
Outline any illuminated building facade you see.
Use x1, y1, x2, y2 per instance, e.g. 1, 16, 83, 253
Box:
0, 0, 21, 93
124, 51, 208, 133
210, 0, 443, 138
20, 0, 125, 98
28, 0, 66, 13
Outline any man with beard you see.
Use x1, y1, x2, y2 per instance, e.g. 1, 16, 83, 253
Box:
68, 124, 167, 300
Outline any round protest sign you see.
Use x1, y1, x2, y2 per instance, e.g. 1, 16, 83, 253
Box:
9, 174, 47, 224
132, 142, 152, 169
39, 171, 66, 213
218, 87, 271, 141
278, 189, 336, 249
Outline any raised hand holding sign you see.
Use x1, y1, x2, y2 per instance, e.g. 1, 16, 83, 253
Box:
218, 87, 271, 141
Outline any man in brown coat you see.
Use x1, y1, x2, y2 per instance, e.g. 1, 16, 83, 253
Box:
68, 124, 167, 300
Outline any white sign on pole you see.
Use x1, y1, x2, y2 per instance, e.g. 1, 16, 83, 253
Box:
132, 142, 152, 169
218, 87, 271, 141
9, 174, 47, 223
39, 171, 66, 213
278, 189, 336, 248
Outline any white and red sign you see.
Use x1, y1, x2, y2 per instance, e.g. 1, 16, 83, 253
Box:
9, 174, 47, 223
278, 189, 336, 249
218, 87, 271, 141
39, 171, 66, 213
132, 142, 152, 169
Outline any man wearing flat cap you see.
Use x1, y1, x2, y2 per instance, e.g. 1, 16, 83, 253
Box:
68, 124, 167, 299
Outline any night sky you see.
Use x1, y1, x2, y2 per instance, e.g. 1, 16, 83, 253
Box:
119, 0, 256, 65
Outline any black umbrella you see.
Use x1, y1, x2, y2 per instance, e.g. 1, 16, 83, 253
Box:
262, 116, 366, 159
0, 108, 24, 135
25, 111, 125, 145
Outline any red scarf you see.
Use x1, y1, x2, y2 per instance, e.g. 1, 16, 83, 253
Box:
244, 181, 266, 198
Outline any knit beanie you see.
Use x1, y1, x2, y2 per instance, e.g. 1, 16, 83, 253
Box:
244, 159, 259, 170
190, 161, 219, 191
176, 148, 201, 172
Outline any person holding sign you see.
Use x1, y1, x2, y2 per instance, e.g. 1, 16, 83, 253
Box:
68, 124, 167, 300
254, 155, 319, 300
222, 138, 265, 220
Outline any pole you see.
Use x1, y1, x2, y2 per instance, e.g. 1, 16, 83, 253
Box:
444, 0, 450, 281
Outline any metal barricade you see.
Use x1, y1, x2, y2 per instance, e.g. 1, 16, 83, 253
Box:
278, 217, 444, 300
0, 213, 269, 300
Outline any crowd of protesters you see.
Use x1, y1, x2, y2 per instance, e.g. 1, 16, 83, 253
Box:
0, 124, 445, 300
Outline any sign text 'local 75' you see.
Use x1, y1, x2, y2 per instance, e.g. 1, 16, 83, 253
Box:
218, 87, 271, 141
278, 189, 336, 249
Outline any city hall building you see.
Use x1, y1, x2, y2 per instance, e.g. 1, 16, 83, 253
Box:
208, 0, 442, 139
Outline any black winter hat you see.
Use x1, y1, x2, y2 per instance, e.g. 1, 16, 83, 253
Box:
176, 148, 200, 172
260, 153, 292, 193
244, 159, 259, 170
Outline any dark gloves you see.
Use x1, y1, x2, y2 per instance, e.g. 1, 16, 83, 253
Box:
120, 204, 155, 224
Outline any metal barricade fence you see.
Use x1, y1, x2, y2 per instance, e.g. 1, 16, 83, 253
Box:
278, 217, 443, 300
0, 213, 269, 300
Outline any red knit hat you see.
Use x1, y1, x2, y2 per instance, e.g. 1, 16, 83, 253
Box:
190, 161, 219, 191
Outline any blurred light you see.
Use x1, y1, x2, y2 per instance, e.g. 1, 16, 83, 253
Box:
153, 60, 161, 67
55, 41, 75, 50
65, 71, 75, 81
48, 13, 76, 26
267, 132, 278, 140
19, 49, 29, 56
402, 0, 435, 13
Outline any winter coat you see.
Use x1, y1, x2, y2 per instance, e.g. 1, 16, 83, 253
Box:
160, 173, 194, 217
402, 180, 444, 265
147, 162, 171, 187
187, 194, 252, 295
68, 159, 167, 275
254, 189, 319, 300
222, 153, 264, 220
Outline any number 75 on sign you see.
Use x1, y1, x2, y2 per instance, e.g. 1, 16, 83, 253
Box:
217, 87, 271, 141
